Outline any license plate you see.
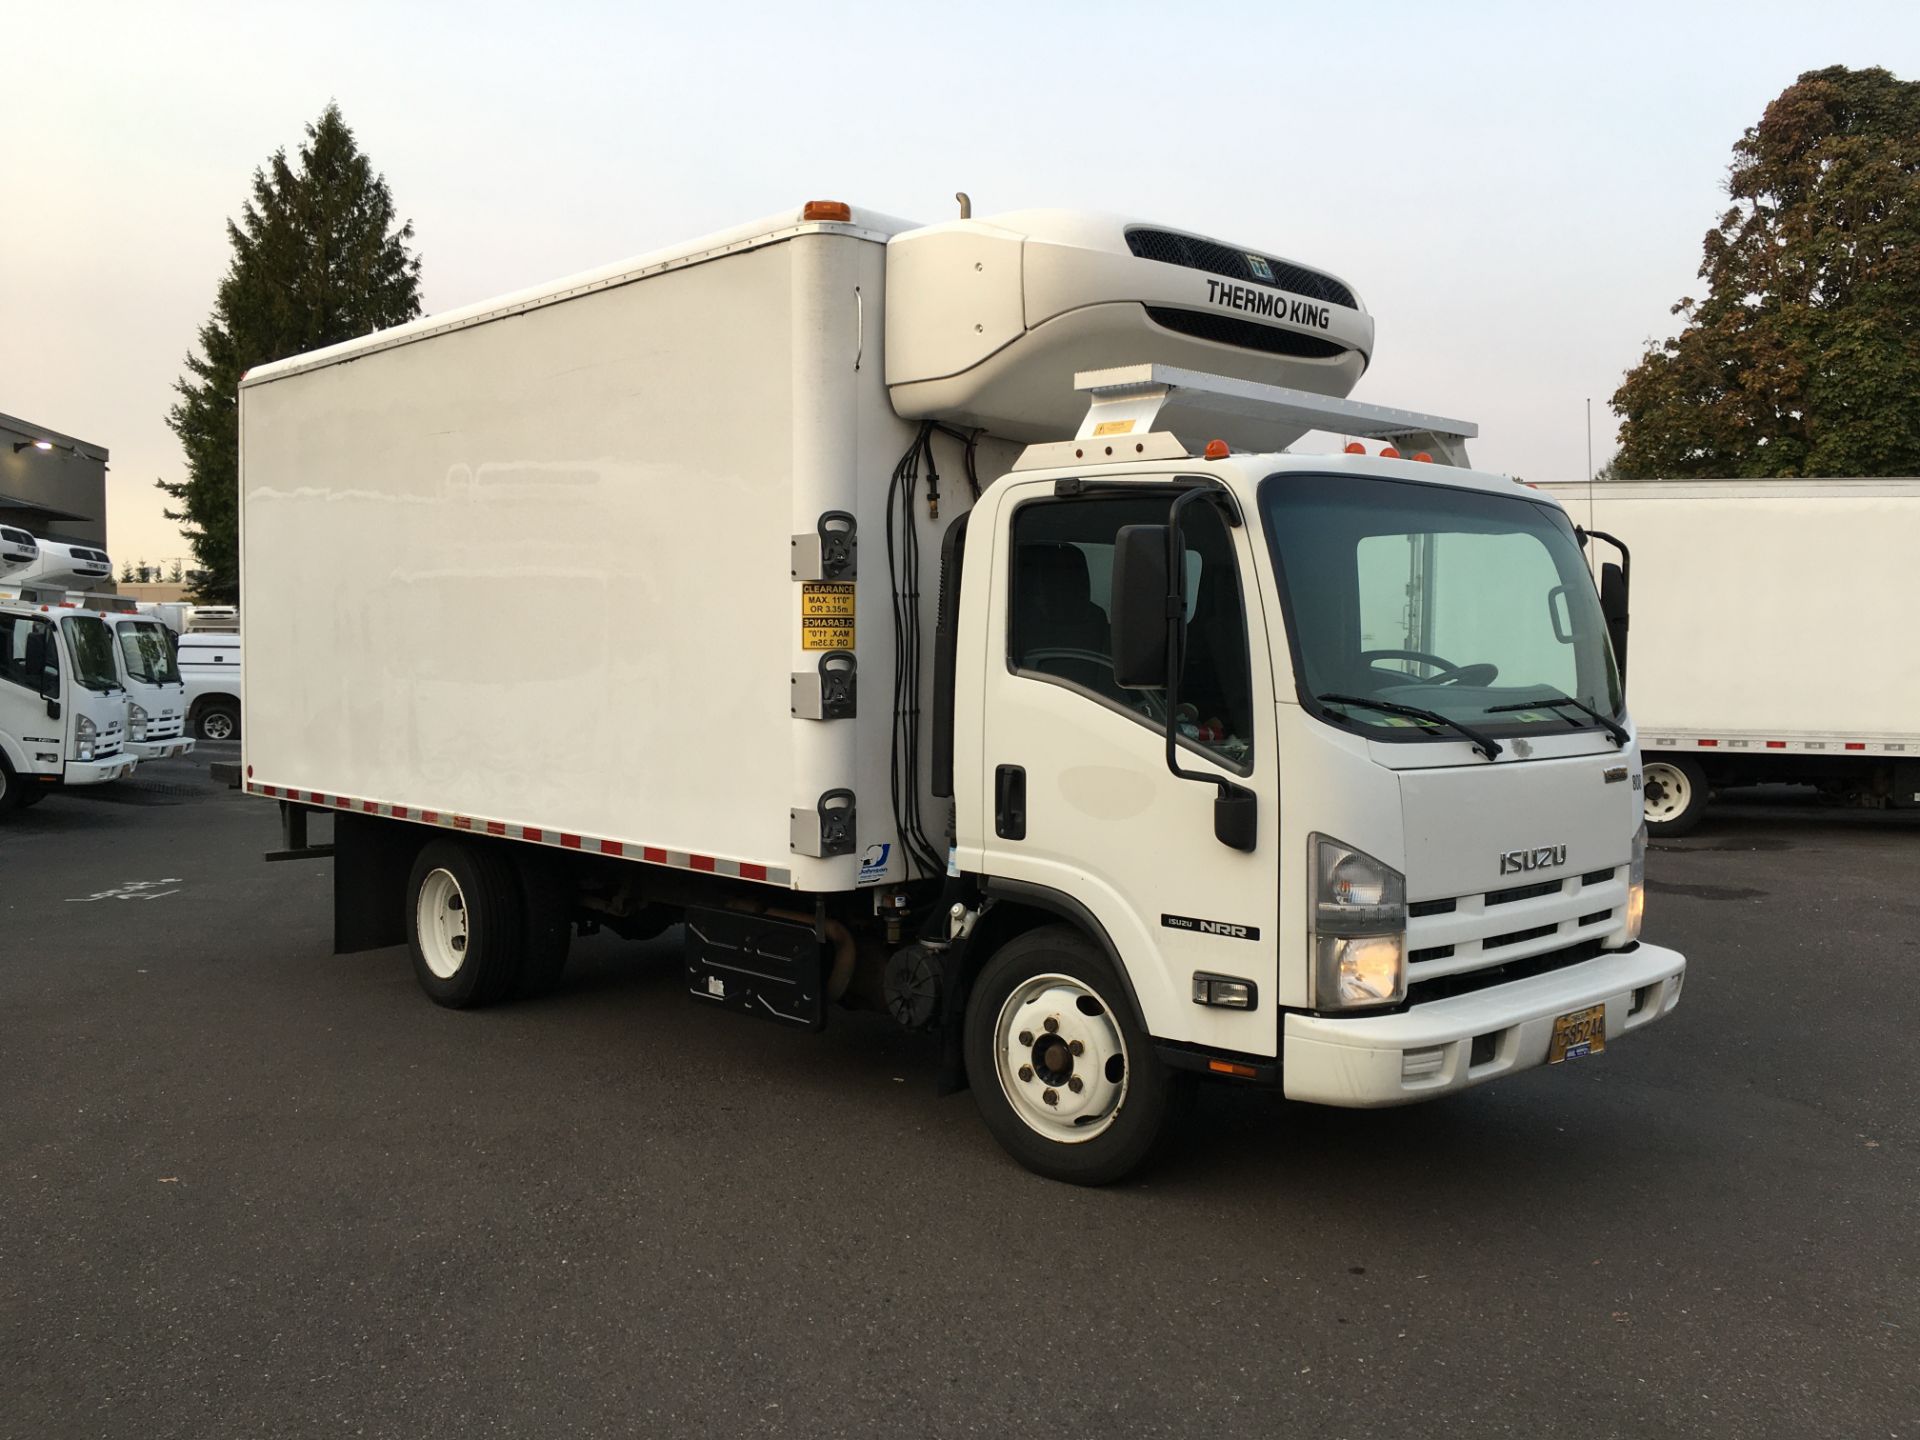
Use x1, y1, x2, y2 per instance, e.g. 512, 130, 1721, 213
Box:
1548, 1003, 1607, 1064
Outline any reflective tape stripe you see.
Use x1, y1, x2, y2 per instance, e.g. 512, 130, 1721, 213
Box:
240, 782, 791, 886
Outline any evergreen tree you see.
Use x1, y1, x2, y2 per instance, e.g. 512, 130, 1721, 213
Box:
163, 103, 422, 600
1612, 67, 1920, 477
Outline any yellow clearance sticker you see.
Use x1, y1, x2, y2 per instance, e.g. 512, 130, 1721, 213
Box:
1092, 419, 1135, 436
801, 582, 855, 650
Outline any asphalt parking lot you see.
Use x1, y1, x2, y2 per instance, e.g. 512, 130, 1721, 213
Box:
3, 752, 1915, 1439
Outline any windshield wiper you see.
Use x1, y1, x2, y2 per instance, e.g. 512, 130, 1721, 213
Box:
1317, 693, 1503, 761
1485, 692, 1629, 747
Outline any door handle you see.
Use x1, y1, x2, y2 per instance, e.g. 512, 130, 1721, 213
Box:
995, 764, 1027, 840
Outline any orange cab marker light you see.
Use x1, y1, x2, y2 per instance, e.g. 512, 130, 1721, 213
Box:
1204, 439, 1230, 460
1379, 445, 1402, 460
802, 200, 852, 222
1413, 451, 1434, 463
1344, 441, 1367, 454
1209, 1059, 1258, 1079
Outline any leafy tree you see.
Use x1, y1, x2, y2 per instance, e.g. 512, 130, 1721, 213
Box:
163, 103, 422, 601
1612, 66, 1920, 477
168, 558, 184, 584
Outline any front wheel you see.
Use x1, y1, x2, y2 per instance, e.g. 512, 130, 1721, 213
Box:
965, 925, 1191, 1186
1643, 755, 1709, 837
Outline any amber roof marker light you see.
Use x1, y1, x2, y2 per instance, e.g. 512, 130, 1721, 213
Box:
802, 200, 852, 222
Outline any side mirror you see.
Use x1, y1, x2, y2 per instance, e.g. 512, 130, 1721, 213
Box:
1599, 561, 1629, 679
1110, 524, 1172, 689
1214, 784, 1258, 852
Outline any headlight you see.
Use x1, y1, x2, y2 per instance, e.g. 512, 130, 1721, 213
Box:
1624, 822, 1646, 943
128, 703, 149, 741
1311, 835, 1407, 1009
76, 713, 97, 761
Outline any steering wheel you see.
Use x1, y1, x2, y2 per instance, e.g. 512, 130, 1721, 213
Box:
1360, 648, 1500, 688
1023, 646, 1170, 722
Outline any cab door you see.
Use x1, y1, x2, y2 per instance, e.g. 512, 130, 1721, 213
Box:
972, 479, 1281, 1055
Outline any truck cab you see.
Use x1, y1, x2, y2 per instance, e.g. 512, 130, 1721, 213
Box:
106, 610, 195, 761
943, 374, 1681, 1142
0, 597, 137, 811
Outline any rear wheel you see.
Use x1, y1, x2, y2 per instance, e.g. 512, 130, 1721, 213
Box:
1643, 755, 1709, 837
406, 840, 525, 1008
514, 852, 574, 997
965, 925, 1191, 1186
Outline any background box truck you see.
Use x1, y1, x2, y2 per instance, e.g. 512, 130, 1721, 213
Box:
241, 202, 1684, 1183
1544, 477, 1920, 834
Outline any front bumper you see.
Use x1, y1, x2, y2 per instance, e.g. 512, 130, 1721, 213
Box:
1283, 943, 1686, 1107
64, 752, 139, 786
127, 736, 195, 761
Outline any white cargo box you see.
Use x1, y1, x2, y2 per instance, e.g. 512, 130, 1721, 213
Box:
241, 202, 1380, 893
1543, 477, 1920, 747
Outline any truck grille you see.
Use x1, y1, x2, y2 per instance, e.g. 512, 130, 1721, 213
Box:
1405, 866, 1623, 988
1125, 228, 1359, 309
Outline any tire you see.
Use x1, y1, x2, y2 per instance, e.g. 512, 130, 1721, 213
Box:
195, 700, 240, 742
0, 760, 21, 815
406, 839, 526, 1008
1642, 755, 1709, 837
964, 925, 1192, 1186
514, 851, 574, 997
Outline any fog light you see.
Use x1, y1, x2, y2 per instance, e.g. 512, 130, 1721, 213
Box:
1402, 1047, 1446, 1082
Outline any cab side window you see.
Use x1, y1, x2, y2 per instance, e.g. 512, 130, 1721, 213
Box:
1009, 494, 1254, 768
0, 616, 55, 692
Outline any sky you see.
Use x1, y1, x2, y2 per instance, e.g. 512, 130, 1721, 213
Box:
3, 0, 1915, 564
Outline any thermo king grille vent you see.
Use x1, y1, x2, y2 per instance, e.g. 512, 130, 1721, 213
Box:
1144, 307, 1351, 360
1126, 229, 1359, 309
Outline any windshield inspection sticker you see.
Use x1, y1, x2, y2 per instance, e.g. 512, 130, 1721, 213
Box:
801, 582, 855, 651
858, 843, 891, 884
68, 879, 183, 903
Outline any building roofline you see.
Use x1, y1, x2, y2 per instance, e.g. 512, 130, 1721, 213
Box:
0, 413, 109, 462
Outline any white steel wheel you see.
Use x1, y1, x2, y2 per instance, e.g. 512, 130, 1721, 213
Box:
965, 925, 1192, 1185
993, 973, 1130, 1144
416, 868, 471, 979
1643, 755, 1709, 836
405, 838, 526, 1008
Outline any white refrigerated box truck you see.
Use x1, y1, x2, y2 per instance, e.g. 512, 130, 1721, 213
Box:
1543, 478, 1920, 835
241, 202, 1685, 1183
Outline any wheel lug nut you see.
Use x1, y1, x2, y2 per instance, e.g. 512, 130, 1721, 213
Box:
1043, 1089, 1058, 1106
1067, 1076, 1083, 1093
1018, 1065, 1034, 1083
1069, 1039, 1084, 1056
1019, 1031, 1033, 1046
1043, 1018, 1059, 1034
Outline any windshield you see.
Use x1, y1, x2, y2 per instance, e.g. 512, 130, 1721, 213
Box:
1260, 473, 1621, 741
116, 619, 182, 686
60, 615, 123, 694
